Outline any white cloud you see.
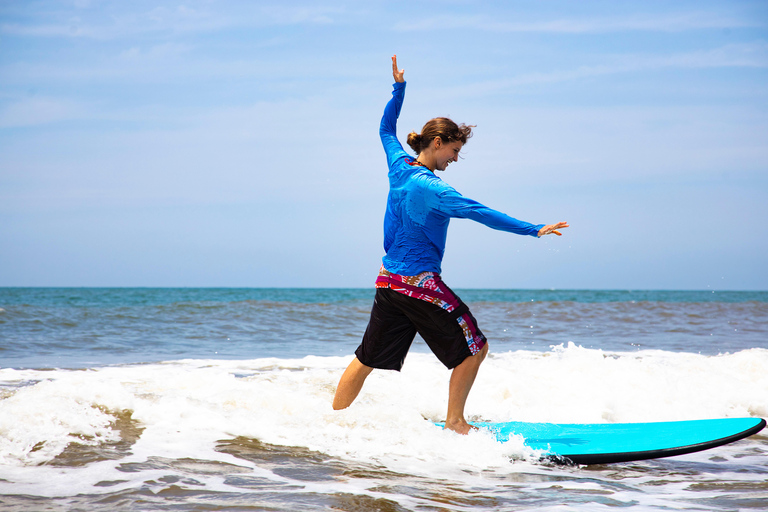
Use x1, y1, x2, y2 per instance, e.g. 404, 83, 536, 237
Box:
395, 11, 762, 33
663, 42, 768, 68
0, 97, 87, 128
0, 23, 84, 38
0, 2, 344, 41
429, 42, 768, 101
258, 5, 341, 25
118, 42, 192, 61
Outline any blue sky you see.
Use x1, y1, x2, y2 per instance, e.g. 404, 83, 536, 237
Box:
1, 0, 766, 289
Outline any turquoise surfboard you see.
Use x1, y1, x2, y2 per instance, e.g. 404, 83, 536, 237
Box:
440, 417, 766, 465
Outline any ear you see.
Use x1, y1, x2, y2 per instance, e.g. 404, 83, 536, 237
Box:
432, 137, 442, 149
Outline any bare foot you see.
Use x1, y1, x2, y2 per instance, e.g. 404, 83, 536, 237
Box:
443, 419, 478, 435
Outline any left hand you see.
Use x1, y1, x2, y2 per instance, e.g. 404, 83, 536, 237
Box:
392, 55, 404, 83
538, 221, 569, 237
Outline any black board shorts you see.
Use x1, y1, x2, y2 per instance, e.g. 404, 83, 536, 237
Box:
355, 288, 486, 371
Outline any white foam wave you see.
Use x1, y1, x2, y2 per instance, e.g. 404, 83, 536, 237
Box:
1, 345, 766, 497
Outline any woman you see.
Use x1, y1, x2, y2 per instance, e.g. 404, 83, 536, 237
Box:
332, 56, 568, 434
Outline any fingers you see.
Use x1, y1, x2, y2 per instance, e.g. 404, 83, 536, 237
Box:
539, 222, 569, 237
392, 54, 404, 82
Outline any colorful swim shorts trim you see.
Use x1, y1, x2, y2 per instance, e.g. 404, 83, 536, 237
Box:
375, 266, 485, 355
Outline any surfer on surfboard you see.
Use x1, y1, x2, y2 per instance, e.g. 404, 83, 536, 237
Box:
332, 55, 568, 435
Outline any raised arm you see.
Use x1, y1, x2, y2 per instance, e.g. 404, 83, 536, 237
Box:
380, 56, 409, 170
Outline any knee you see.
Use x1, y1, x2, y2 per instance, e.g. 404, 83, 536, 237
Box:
478, 342, 489, 360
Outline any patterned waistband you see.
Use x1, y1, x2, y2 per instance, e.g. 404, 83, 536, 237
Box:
375, 266, 457, 312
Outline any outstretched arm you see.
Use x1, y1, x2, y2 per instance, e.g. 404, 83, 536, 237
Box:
392, 55, 404, 83
433, 187, 570, 238
538, 222, 569, 237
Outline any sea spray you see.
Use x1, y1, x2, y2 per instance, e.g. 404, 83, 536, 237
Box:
2, 347, 765, 472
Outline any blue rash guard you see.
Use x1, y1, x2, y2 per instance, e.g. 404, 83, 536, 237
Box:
380, 81, 544, 276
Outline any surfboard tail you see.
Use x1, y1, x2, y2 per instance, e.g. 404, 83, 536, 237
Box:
438, 417, 767, 465
560, 417, 766, 465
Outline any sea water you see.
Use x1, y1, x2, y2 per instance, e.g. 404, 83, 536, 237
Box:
0, 288, 766, 511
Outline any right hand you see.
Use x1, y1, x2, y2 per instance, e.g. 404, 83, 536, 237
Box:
538, 221, 569, 237
392, 55, 404, 83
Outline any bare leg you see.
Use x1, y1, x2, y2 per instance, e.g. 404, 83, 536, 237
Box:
444, 343, 489, 434
332, 357, 374, 410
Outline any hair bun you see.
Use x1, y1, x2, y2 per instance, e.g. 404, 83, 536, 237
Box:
406, 131, 422, 153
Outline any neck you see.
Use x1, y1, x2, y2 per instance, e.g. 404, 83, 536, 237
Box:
415, 152, 436, 172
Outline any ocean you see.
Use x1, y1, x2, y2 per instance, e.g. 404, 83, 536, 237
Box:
1, 287, 766, 511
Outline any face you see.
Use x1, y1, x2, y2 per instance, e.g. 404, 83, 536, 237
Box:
434, 139, 463, 171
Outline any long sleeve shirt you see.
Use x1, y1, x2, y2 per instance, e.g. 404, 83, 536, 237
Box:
379, 81, 544, 276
